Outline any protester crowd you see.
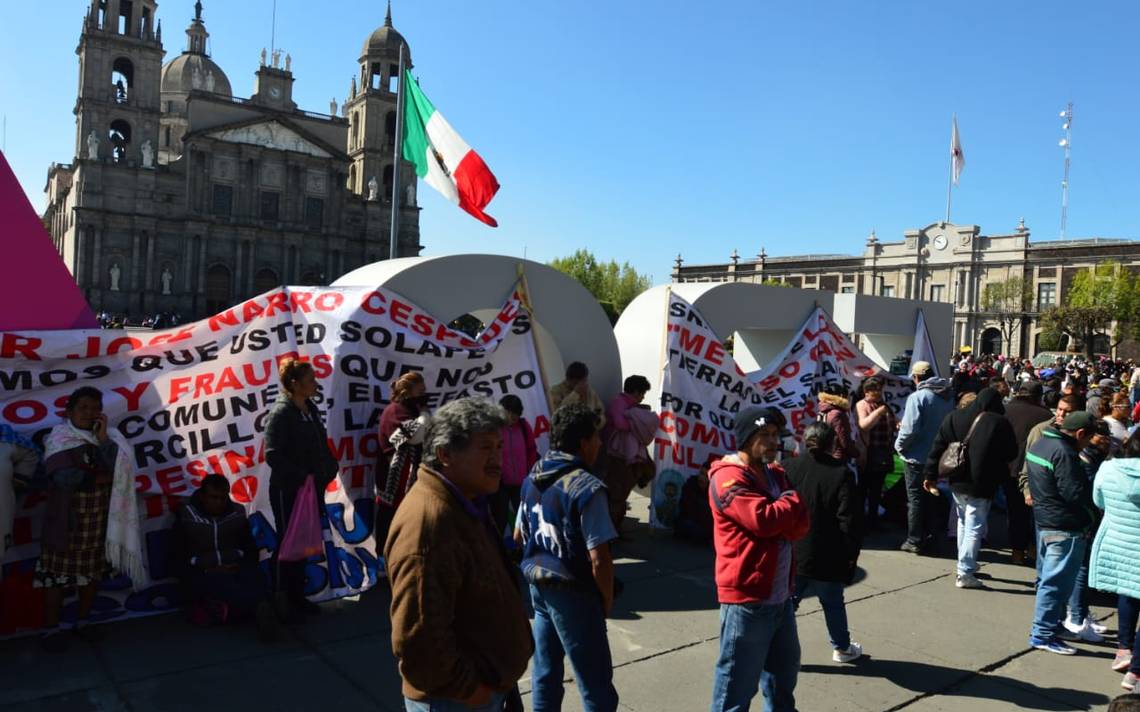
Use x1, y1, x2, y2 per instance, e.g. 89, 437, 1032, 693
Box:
9, 349, 1140, 711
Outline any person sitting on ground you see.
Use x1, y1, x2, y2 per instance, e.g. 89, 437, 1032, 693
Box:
602, 375, 657, 533
549, 361, 606, 428
675, 460, 714, 546
786, 420, 864, 664
170, 475, 279, 639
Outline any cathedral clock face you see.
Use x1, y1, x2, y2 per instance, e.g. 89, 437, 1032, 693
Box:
269, 86, 282, 99
933, 234, 948, 251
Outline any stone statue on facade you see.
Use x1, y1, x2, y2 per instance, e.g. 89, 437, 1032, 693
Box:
285, 53, 292, 72
349, 76, 357, 99
367, 177, 379, 202
406, 183, 416, 206
271, 49, 281, 68
205, 70, 216, 93
260, 47, 267, 66
191, 65, 203, 90
330, 98, 338, 116
161, 267, 173, 295
140, 140, 154, 168
86, 130, 100, 160
109, 263, 121, 291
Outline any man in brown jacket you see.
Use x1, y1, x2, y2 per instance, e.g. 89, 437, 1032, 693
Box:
385, 397, 534, 711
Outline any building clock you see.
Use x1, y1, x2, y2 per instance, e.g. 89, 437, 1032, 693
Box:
933, 233, 948, 251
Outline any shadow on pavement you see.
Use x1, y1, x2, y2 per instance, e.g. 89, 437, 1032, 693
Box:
801, 657, 1111, 711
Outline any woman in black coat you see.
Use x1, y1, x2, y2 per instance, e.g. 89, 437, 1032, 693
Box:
786, 420, 864, 663
264, 358, 339, 622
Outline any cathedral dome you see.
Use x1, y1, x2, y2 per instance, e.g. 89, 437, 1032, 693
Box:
361, 4, 411, 62
161, 53, 232, 96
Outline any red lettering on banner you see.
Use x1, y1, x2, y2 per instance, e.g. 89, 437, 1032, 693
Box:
241, 300, 266, 322
0, 334, 43, 360
208, 309, 241, 332
231, 475, 259, 503
532, 415, 550, 441
289, 291, 314, 313
107, 336, 143, 354
112, 381, 150, 412
264, 291, 290, 317
314, 292, 342, 311
390, 299, 412, 327
412, 313, 434, 337
361, 290, 387, 314
2, 400, 47, 424
156, 466, 188, 494
780, 362, 800, 379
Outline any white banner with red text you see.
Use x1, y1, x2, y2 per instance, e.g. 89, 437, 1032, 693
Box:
0, 284, 549, 632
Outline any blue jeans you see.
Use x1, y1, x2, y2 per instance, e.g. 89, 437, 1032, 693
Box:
404, 694, 506, 711
530, 583, 618, 712
1030, 529, 1089, 643
710, 599, 800, 712
903, 461, 931, 547
1068, 535, 1093, 625
793, 577, 850, 650
951, 492, 991, 576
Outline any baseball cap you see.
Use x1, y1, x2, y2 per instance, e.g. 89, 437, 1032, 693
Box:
1061, 411, 1097, 433
911, 361, 933, 377
733, 406, 789, 449
1099, 378, 1117, 390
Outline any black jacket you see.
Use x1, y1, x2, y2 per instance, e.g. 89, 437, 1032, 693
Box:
785, 452, 861, 583
1003, 396, 1053, 477
170, 489, 258, 576
1025, 426, 1097, 532
923, 387, 1018, 499
264, 397, 339, 492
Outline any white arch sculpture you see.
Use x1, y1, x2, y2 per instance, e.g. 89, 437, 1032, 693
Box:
334, 255, 622, 404
615, 282, 953, 408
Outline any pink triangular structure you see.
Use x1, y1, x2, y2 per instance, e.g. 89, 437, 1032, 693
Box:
0, 151, 97, 330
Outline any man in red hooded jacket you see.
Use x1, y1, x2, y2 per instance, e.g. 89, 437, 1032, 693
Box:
709, 406, 811, 712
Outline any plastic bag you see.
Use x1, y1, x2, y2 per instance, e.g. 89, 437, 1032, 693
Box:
278, 475, 325, 562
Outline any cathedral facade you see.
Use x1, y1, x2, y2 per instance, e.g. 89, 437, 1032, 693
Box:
43, 0, 421, 320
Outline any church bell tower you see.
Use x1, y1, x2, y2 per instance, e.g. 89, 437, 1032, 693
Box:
75, 0, 164, 165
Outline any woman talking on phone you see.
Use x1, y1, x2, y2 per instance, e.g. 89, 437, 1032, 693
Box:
37, 386, 146, 652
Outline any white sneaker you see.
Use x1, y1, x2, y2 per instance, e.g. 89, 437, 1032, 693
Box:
1062, 618, 1105, 643
833, 642, 863, 663
956, 573, 985, 589
1090, 618, 1110, 636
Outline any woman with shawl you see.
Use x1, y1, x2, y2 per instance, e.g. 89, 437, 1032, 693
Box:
375, 372, 432, 549
36, 386, 146, 652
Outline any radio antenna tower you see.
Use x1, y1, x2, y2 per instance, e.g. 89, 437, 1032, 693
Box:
1058, 102, 1073, 239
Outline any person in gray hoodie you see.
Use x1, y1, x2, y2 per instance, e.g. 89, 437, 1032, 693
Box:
895, 361, 955, 554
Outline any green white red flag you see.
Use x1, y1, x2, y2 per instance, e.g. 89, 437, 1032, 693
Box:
402, 70, 500, 227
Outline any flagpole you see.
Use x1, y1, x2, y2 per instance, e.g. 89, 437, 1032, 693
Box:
388, 43, 406, 260
944, 114, 954, 224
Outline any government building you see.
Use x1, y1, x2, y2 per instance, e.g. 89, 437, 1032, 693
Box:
672, 220, 1140, 358
42, 0, 421, 321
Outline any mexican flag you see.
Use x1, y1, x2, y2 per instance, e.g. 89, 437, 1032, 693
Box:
402, 70, 500, 227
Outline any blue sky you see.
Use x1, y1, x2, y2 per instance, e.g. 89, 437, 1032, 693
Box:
2, 1, 1139, 284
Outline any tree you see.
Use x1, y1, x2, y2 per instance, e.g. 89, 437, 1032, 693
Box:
549, 250, 652, 324
1040, 261, 1140, 358
760, 278, 791, 288
979, 277, 1031, 356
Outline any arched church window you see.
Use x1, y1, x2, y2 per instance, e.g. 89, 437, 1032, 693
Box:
112, 58, 134, 104
347, 164, 356, 192
382, 164, 394, 202
384, 111, 396, 147
117, 0, 134, 35
388, 64, 399, 93
253, 268, 280, 295
371, 63, 383, 91
109, 120, 132, 163
205, 264, 232, 315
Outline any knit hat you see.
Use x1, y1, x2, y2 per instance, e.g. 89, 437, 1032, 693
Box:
733, 406, 788, 449
1061, 411, 1096, 433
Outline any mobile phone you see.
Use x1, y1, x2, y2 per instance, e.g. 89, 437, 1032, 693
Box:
91, 420, 103, 435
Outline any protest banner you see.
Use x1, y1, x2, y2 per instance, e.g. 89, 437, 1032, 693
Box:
749, 306, 914, 439
649, 292, 760, 528
0, 283, 548, 633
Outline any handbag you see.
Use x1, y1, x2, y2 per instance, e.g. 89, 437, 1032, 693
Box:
937, 412, 987, 481
278, 475, 325, 562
